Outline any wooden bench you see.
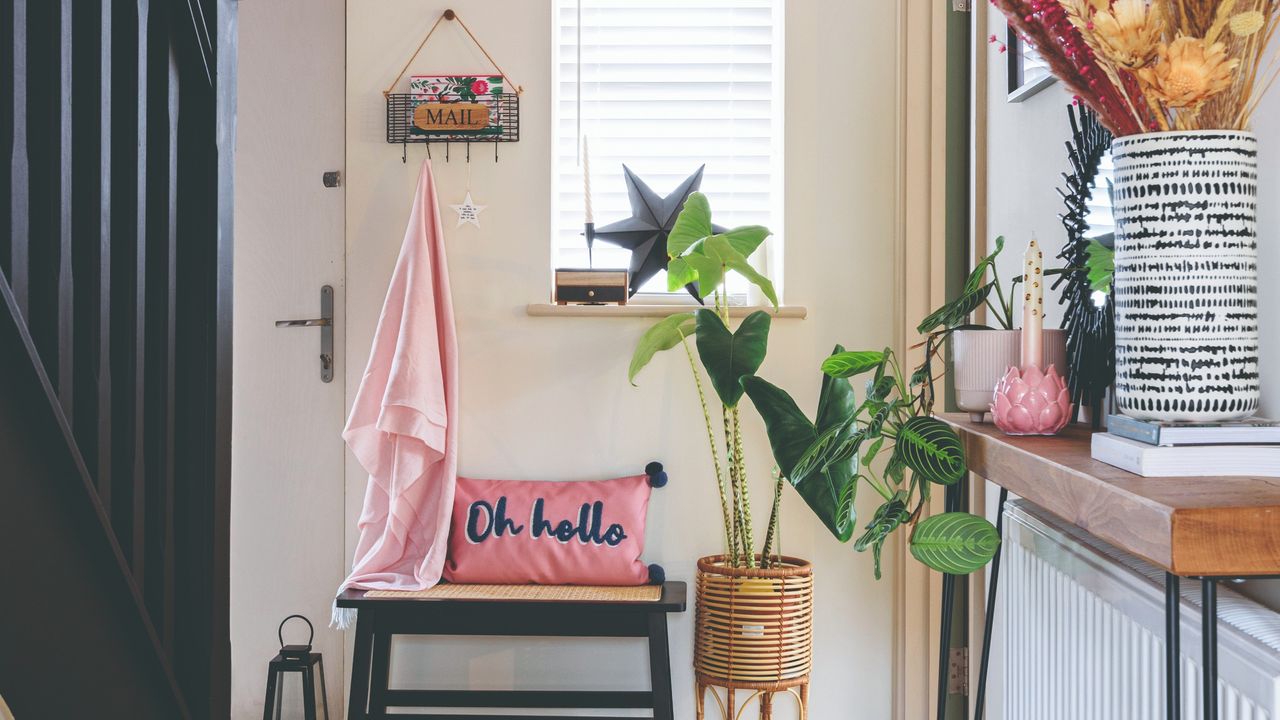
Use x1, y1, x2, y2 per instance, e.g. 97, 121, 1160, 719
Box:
337, 582, 687, 719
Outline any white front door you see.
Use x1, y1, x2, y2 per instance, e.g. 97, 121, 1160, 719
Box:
232, 0, 347, 715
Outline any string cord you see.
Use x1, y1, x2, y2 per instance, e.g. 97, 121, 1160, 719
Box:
383, 9, 525, 97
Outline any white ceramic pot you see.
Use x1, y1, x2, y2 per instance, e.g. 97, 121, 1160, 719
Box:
953, 328, 1067, 422
1111, 131, 1259, 421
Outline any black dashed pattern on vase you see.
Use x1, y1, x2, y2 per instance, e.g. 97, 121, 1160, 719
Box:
1111, 131, 1259, 422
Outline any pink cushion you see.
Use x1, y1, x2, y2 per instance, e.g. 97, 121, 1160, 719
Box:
443, 473, 656, 585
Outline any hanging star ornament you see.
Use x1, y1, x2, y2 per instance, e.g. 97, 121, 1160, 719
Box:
592, 165, 724, 298
450, 192, 487, 228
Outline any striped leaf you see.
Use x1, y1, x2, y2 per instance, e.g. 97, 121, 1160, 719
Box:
854, 495, 909, 580
821, 350, 885, 379
897, 416, 966, 486
910, 512, 1000, 575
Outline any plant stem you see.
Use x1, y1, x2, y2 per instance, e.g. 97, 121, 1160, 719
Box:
760, 467, 784, 568
682, 335, 734, 557
722, 405, 742, 567
732, 406, 755, 566
989, 263, 1013, 329
865, 472, 895, 502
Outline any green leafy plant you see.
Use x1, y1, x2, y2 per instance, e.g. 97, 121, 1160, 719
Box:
628, 192, 999, 578
747, 344, 996, 578
629, 192, 779, 568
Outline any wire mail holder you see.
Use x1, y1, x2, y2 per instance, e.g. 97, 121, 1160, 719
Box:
382, 9, 523, 163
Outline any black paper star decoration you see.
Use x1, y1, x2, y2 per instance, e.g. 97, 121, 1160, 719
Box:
592, 164, 723, 298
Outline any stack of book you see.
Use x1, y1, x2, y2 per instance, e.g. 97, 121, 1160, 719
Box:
1091, 415, 1280, 477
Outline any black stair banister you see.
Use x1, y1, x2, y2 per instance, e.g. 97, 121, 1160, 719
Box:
1, 0, 234, 716
0, 272, 189, 719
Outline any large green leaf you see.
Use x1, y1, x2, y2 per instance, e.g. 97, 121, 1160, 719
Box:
909, 512, 1000, 575
683, 235, 779, 309
897, 416, 966, 485
666, 256, 698, 292
628, 312, 696, 385
1084, 239, 1114, 294
719, 225, 771, 257
666, 191, 712, 258
741, 367, 859, 542
695, 309, 770, 407
854, 494, 910, 580
821, 350, 885, 379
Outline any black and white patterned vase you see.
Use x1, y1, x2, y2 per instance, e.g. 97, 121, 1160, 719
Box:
1111, 131, 1259, 421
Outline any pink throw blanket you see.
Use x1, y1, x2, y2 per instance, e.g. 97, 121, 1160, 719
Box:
334, 159, 458, 626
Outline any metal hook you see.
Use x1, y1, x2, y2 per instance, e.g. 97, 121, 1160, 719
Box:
446, 142, 450, 163
402, 142, 407, 164
494, 142, 499, 163
466, 141, 470, 163
427, 143, 433, 160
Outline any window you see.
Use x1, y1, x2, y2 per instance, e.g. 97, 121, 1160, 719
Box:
553, 0, 784, 301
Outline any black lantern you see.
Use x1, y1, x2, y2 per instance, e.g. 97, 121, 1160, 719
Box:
263, 615, 330, 720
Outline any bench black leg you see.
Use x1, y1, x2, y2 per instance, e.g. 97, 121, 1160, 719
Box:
369, 630, 393, 717
648, 612, 674, 720
347, 611, 374, 720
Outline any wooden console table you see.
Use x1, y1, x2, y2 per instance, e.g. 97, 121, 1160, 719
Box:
940, 414, 1280, 720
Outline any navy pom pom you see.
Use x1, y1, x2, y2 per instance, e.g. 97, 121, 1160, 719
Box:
647, 563, 666, 585
645, 461, 667, 487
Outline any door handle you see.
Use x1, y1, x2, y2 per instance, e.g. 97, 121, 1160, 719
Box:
275, 285, 334, 383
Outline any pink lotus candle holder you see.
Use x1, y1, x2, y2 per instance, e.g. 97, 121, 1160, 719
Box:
990, 364, 1072, 436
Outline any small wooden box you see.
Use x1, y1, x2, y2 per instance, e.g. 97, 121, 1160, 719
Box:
555, 269, 629, 305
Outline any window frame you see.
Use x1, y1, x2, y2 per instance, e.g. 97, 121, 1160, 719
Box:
548, 0, 787, 307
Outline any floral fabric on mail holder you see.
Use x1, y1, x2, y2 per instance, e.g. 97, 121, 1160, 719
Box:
409, 74, 506, 139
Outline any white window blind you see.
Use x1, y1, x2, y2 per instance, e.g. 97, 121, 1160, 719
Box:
553, 0, 784, 298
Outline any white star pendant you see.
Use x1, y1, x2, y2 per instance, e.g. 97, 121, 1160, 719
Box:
449, 192, 487, 228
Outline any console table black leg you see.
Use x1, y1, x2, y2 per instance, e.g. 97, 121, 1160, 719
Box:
1201, 579, 1218, 720
973, 487, 1008, 720
347, 611, 374, 720
648, 612, 674, 720
936, 479, 963, 720
1166, 573, 1181, 720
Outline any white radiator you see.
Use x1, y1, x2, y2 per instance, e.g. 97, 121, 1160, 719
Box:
998, 500, 1280, 720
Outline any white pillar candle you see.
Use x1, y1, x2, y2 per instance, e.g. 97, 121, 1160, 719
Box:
1021, 236, 1044, 368
582, 135, 593, 224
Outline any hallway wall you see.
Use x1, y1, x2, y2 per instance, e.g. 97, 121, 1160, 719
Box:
343, 1, 904, 717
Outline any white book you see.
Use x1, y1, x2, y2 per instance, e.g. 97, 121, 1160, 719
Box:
1090, 432, 1280, 477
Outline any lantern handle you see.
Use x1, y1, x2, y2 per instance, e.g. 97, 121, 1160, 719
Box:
278, 614, 315, 649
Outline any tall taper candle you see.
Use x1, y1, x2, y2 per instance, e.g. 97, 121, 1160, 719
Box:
1021, 236, 1043, 368
582, 135, 593, 224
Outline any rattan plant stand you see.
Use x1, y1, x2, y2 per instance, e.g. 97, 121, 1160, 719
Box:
694, 555, 813, 720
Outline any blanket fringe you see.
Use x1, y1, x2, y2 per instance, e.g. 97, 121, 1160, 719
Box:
331, 601, 357, 630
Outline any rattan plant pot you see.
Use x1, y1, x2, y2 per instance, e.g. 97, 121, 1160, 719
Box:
694, 555, 812, 719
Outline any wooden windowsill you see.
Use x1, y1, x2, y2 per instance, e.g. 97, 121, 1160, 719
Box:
525, 303, 808, 319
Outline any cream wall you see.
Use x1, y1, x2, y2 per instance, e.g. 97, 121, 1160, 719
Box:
344, 1, 902, 717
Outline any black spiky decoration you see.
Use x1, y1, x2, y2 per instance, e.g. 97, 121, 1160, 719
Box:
592, 165, 724, 299
1052, 104, 1114, 429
